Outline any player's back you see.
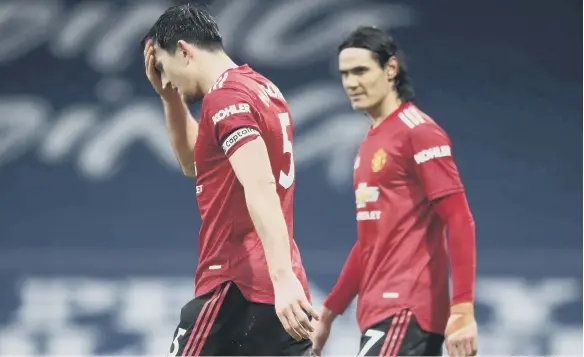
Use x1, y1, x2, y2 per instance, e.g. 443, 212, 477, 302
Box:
193, 65, 308, 305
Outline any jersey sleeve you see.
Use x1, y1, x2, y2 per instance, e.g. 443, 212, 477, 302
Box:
408, 124, 464, 201
205, 87, 262, 157
323, 241, 361, 315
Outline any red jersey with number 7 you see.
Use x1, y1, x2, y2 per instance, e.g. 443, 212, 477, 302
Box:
192, 64, 309, 305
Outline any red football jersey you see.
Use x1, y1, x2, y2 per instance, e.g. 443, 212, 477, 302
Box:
353, 102, 464, 334
192, 65, 309, 304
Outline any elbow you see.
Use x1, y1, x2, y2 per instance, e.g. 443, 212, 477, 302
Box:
181, 167, 196, 178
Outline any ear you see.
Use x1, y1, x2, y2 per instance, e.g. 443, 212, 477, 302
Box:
385, 56, 399, 82
176, 40, 192, 61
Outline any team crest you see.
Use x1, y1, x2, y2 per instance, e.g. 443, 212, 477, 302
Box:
371, 149, 387, 172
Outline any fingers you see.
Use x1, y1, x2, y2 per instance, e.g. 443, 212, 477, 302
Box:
285, 304, 310, 340
462, 341, 473, 356
300, 299, 320, 321
277, 303, 315, 341
277, 309, 302, 341
447, 340, 462, 357
142, 38, 152, 59
471, 336, 478, 356
145, 47, 155, 73
447, 336, 477, 356
145, 50, 152, 74
292, 303, 313, 335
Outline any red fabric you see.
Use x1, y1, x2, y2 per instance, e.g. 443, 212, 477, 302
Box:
433, 192, 476, 305
193, 65, 309, 304
323, 241, 361, 314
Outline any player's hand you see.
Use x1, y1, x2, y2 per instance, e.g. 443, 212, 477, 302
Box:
273, 272, 320, 341
311, 307, 336, 355
142, 39, 180, 101
445, 303, 478, 356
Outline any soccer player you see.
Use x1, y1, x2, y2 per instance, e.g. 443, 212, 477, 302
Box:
141, 4, 318, 356
311, 27, 478, 356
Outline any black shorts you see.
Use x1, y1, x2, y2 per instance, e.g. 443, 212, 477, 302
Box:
358, 309, 444, 356
168, 281, 314, 356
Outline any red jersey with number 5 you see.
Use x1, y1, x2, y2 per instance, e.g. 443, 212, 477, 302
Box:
193, 64, 309, 304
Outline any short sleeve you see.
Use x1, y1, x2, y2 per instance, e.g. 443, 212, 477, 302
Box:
205, 87, 261, 157
408, 124, 464, 201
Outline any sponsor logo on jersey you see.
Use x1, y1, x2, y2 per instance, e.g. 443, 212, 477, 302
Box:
371, 149, 387, 172
355, 182, 380, 209
356, 210, 382, 221
212, 103, 251, 124
414, 145, 451, 164
221, 127, 260, 154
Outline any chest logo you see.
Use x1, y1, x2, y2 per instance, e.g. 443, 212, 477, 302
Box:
371, 149, 387, 173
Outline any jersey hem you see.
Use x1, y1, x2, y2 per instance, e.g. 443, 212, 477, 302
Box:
359, 309, 445, 336
195, 278, 276, 305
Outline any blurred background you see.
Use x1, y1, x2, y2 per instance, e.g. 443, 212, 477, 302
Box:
0, 0, 581, 355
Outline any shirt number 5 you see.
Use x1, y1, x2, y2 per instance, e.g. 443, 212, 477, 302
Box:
278, 112, 295, 189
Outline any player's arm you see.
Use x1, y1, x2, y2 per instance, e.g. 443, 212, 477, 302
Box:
163, 95, 199, 177
434, 193, 476, 307
208, 87, 294, 279
408, 125, 476, 309
143, 39, 198, 177
322, 240, 361, 322
229, 139, 295, 277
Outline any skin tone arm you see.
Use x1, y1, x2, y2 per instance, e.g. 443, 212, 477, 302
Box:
143, 40, 198, 177
229, 137, 319, 341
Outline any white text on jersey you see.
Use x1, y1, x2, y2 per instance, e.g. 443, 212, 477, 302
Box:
221, 127, 260, 154
356, 210, 382, 221
257, 82, 285, 107
212, 103, 251, 124
414, 145, 451, 164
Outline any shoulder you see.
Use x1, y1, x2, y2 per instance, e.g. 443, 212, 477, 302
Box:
201, 82, 258, 122
203, 82, 253, 107
395, 104, 450, 143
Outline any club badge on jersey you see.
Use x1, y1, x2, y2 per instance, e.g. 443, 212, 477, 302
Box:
371, 149, 387, 172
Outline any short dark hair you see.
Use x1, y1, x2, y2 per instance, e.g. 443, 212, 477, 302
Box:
339, 26, 415, 103
141, 3, 222, 53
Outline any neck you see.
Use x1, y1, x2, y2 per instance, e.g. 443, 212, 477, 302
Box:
198, 51, 239, 93
367, 92, 402, 128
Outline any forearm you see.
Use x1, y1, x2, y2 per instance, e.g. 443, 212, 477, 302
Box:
162, 96, 198, 177
323, 241, 361, 315
433, 193, 476, 306
244, 182, 294, 281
